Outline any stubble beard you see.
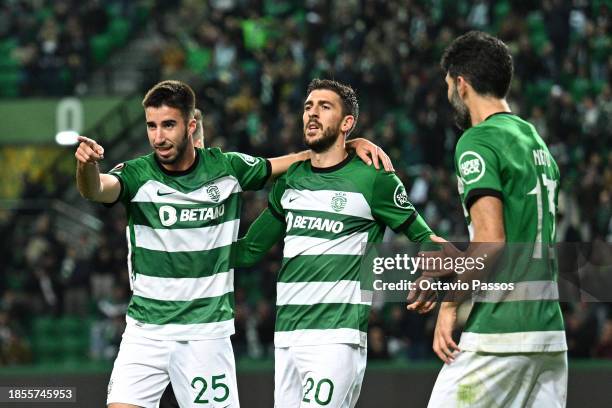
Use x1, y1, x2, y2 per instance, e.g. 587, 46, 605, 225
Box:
155, 129, 190, 164
450, 85, 472, 131
303, 121, 341, 153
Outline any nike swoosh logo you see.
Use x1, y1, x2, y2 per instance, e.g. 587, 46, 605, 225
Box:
289, 197, 298, 203
157, 190, 174, 196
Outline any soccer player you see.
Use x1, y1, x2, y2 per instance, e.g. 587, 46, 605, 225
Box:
422, 32, 567, 407
74, 80, 390, 408
231, 79, 436, 408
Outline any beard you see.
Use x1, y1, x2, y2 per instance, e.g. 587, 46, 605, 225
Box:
450, 85, 472, 131
155, 129, 190, 164
303, 120, 341, 153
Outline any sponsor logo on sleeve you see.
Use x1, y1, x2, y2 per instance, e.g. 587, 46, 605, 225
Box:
110, 162, 125, 173
393, 184, 411, 209
458, 150, 486, 185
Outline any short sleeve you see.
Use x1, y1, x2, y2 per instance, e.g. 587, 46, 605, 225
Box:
371, 171, 418, 232
455, 130, 503, 210
224, 152, 271, 191
267, 175, 287, 221
105, 162, 133, 206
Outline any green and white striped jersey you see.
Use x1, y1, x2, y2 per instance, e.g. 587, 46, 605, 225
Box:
267, 155, 432, 347
108, 147, 270, 340
455, 113, 567, 353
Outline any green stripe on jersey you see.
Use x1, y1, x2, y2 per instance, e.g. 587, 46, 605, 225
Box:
130, 193, 241, 229
132, 245, 231, 278
279, 255, 361, 283
284, 177, 368, 195
128, 293, 234, 325
276, 303, 369, 333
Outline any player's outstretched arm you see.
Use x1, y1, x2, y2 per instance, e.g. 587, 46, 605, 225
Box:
268, 150, 310, 178
231, 208, 285, 268
75, 136, 120, 203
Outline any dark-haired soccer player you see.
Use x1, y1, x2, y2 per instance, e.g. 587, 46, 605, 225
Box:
75, 80, 391, 408
232, 79, 436, 408
423, 31, 567, 407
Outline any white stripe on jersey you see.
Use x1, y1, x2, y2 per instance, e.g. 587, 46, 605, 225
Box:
276, 280, 369, 306
283, 232, 368, 258
460, 330, 568, 353
133, 270, 234, 301
125, 315, 235, 340
131, 176, 242, 205
134, 219, 239, 252
281, 189, 373, 220
275, 328, 367, 348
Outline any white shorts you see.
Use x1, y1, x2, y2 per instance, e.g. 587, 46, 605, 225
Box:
275, 344, 367, 408
107, 333, 239, 408
428, 351, 568, 408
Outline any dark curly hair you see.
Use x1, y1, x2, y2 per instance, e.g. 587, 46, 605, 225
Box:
441, 31, 514, 98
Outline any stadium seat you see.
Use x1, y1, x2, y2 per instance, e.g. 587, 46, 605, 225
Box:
0, 70, 21, 97
91, 34, 113, 64
187, 47, 212, 73
108, 18, 130, 48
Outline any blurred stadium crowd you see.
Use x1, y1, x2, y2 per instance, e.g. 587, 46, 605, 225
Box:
0, 0, 611, 365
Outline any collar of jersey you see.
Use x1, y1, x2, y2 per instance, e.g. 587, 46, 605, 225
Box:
310, 152, 353, 173
154, 148, 200, 176
484, 111, 515, 122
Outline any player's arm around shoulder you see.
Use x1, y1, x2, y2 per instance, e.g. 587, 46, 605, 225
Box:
75, 136, 120, 203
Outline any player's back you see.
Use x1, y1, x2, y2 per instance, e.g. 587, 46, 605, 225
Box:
455, 113, 566, 353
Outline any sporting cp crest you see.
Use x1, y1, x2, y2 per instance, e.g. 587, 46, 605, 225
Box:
331, 192, 347, 212
205, 183, 221, 202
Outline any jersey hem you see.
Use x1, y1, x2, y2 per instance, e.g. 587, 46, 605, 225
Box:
124, 315, 235, 341
459, 330, 568, 353
274, 329, 367, 348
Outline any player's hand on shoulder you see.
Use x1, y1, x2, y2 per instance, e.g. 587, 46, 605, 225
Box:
75, 136, 105, 164
347, 137, 394, 172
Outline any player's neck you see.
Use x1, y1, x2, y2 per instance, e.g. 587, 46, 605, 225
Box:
160, 146, 197, 172
468, 96, 511, 127
310, 140, 348, 169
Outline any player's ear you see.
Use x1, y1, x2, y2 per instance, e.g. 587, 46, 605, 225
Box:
342, 115, 355, 133
187, 118, 197, 136
456, 76, 469, 98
